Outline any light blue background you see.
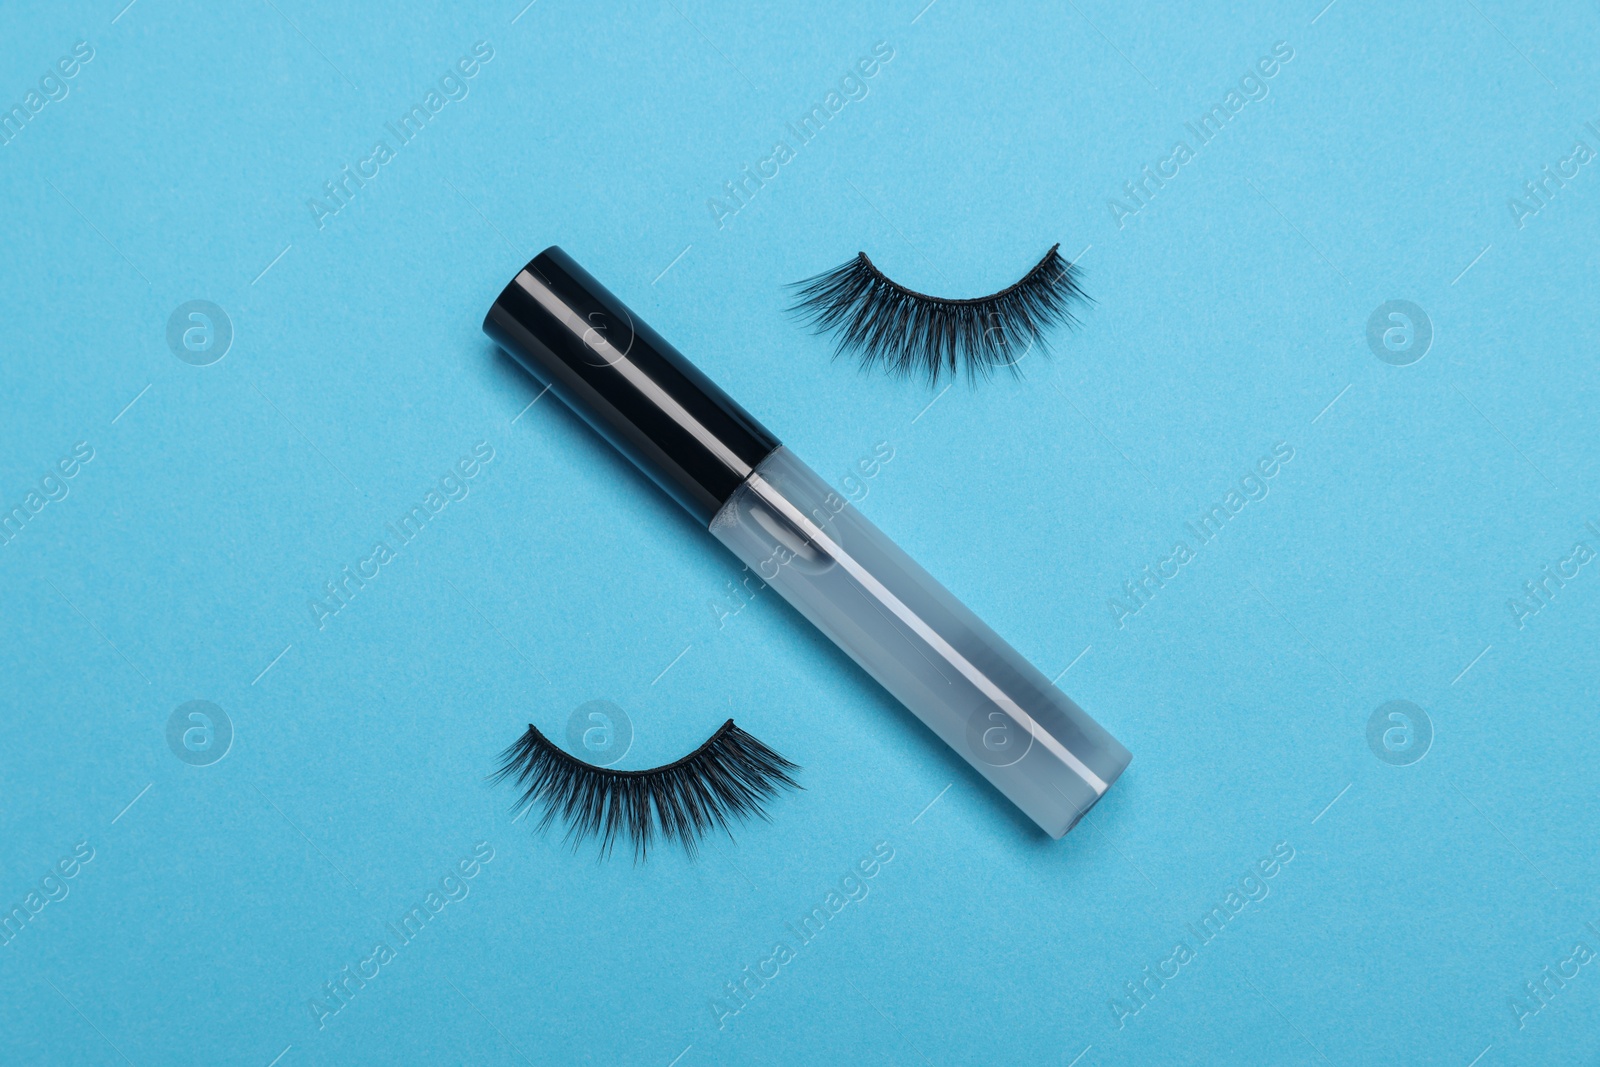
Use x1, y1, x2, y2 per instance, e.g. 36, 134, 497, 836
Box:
3, 0, 1599, 1063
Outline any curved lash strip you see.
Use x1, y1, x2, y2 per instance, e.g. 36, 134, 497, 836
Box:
492, 719, 801, 861
787, 243, 1090, 385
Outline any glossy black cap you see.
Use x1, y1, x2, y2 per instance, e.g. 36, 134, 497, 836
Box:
484, 247, 780, 526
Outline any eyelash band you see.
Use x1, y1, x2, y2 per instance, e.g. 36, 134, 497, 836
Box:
492, 719, 801, 861
786, 244, 1090, 386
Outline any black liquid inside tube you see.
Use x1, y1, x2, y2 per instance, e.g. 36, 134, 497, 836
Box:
484, 247, 1129, 836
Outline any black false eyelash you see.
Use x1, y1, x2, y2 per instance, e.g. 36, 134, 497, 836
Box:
492, 719, 801, 861
787, 244, 1090, 386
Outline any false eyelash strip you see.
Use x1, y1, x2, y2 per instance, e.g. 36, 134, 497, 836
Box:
786, 244, 1090, 385
492, 719, 801, 861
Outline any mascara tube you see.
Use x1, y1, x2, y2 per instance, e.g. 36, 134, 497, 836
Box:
484, 248, 1129, 837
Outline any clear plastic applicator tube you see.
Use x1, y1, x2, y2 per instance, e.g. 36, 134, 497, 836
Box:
484, 248, 1129, 837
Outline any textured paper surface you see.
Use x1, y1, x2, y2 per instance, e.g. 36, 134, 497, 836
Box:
2, 1, 1598, 1063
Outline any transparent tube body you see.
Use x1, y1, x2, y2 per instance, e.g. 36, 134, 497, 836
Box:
711, 447, 1129, 837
